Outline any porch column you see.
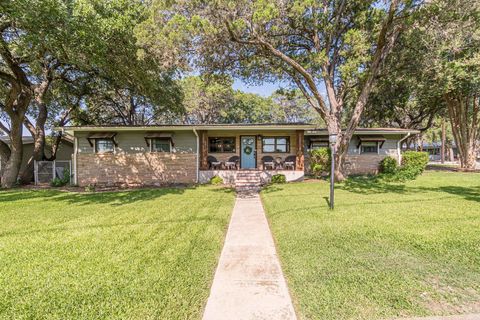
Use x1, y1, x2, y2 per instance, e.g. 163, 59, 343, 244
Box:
295, 130, 304, 171
199, 130, 209, 170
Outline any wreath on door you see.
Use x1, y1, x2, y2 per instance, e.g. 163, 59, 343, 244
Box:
243, 146, 253, 155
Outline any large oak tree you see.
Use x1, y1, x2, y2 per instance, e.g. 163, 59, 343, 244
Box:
421, 0, 480, 169
0, 0, 179, 187
138, 0, 420, 180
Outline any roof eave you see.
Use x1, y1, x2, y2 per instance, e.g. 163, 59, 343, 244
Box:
56, 124, 318, 134
305, 129, 420, 135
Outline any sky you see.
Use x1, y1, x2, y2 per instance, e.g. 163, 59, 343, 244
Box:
232, 79, 285, 97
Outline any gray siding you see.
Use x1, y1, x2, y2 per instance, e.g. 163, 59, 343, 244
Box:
347, 135, 401, 157
306, 134, 402, 157
75, 131, 197, 154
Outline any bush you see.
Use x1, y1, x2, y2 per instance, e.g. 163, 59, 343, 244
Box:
210, 175, 224, 185
379, 156, 398, 174
379, 151, 429, 181
84, 184, 96, 192
270, 174, 286, 184
309, 147, 331, 178
50, 168, 70, 187
400, 151, 429, 180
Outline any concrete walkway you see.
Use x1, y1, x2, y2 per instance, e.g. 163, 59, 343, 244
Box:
203, 193, 296, 320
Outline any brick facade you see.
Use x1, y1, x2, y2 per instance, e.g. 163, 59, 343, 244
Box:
343, 154, 393, 175
304, 154, 397, 175
77, 152, 197, 187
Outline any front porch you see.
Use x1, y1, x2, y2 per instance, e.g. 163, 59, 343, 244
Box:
197, 128, 306, 184
198, 169, 305, 184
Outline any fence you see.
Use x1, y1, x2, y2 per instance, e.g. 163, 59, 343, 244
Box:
34, 160, 72, 185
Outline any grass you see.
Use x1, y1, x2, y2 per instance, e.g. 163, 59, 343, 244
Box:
261, 171, 480, 320
0, 186, 235, 319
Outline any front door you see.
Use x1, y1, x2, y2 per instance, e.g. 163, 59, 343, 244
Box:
240, 136, 256, 169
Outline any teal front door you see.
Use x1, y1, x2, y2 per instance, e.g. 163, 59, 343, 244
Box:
240, 136, 256, 169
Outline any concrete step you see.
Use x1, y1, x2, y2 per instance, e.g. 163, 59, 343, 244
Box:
235, 178, 261, 182
235, 181, 262, 185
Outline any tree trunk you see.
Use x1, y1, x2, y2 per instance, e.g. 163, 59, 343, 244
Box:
441, 119, 446, 164
19, 104, 48, 184
1, 119, 23, 188
449, 147, 454, 162
445, 94, 479, 170
0, 139, 11, 177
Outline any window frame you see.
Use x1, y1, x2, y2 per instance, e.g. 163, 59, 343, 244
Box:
150, 138, 172, 153
310, 141, 329, 150
262, 136, 290, 153
360, 142, 379, 154
208, 137, 236, 153
94, 139, 115, 154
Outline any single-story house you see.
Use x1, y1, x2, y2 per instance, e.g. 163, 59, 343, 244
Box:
58, 124, 419, 187
0, 136, 73, 182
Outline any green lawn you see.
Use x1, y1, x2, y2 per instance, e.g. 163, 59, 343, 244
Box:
0, 186, 235, 319
261, 171, 480, 320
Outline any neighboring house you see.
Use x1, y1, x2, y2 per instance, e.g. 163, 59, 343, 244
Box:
421, 142, 459, 161
59, 124, 418, 187
0, 136, 74, 182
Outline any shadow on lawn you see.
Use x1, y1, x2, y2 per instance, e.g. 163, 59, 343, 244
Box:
0, 215, 225, 238
0, 185, 234, 207
338, 175, 407, 194
338, 176, 480, 203
0, 189, 62, 202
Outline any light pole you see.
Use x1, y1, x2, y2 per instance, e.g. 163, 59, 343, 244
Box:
329, 133, 337, 210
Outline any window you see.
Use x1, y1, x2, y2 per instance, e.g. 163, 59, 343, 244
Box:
209, 137, 236, 153
310, 141, 329, 149
360, 142, 378, 154
262, 137, 290, 153
151, 138, 171, 152
95, 139, 114, 153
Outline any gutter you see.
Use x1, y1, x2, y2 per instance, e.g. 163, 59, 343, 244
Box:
397, 132, 411, 165
73, 135, 78, 185
193, 128, 199, 183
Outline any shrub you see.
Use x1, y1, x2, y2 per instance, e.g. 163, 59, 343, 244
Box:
270, 174, 286, 184
379, 156, 398, 174
50, 168, 70, 187
399, 151, 429, 180
309, 147, 331, 178
210, 175, 224, 185
84, 184, 96, 192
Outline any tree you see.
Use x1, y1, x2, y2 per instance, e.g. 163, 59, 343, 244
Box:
271, 89, 323, 124
177, 76, 322, 124
0, 0, 180, 186
419, 0, 480, 169
179, 75, 235, 124
362, 30, 446, 131
138, 0, 419, 180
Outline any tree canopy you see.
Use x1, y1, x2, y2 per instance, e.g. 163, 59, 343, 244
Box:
137, 0, 421, 180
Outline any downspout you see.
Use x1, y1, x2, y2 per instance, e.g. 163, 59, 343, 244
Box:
397, 132, 411, 165
73, 135, 78, 185
193, 128, 199, 183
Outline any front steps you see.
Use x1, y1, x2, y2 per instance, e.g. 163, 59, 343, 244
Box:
235, 171, 262, 192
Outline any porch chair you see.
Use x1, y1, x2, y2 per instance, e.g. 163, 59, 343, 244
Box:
207, 156, 222, 170
261, 156, 275, 170
225, 156, 240, 170
284, 155, 296, 170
